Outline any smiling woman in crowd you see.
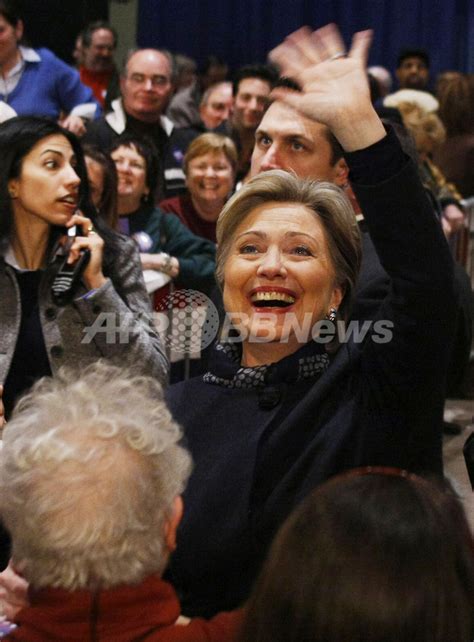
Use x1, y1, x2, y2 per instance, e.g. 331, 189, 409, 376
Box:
110, 133, 217, 294
164, 25, 455, 617
160, 133, 237, 242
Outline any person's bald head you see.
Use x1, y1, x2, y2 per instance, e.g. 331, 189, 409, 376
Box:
250, 100, 348, 186
120, 49, 175, 122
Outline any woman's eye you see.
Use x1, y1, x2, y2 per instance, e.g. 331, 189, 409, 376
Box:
44, 160, 57, 169
291, 245, 312, 256
239, 244, 259, 254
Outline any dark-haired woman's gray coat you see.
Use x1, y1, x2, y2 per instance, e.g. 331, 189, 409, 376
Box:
0, 235, 167, 393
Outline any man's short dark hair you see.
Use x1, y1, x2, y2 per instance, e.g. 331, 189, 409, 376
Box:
199, 55, 228, 76
82, 20, 118, 49
232, 64, 277, 97
397, 48, 430, 69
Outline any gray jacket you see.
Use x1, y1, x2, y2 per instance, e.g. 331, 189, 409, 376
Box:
0, 235, 168, 386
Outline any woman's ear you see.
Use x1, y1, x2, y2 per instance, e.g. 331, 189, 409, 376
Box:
164, 496, 184, 553
7, 179, 18, 199
331, 285, 344, 312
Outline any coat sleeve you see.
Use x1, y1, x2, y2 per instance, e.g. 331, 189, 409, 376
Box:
155, 609, 244, 641
48, 50, 101, 118
347, 129, 456, 470
160, 213, 217, 294
73, 236, 169, 384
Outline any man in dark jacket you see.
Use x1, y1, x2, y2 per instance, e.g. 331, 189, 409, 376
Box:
84, 48, 198, 199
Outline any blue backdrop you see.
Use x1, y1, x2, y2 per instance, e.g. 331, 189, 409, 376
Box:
137, 0, 474, 85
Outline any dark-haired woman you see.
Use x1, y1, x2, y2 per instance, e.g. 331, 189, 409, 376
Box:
83, 144, 119, 229
110, 134, 216, 295
240, 469, 474, 642
0, 116, 167, 424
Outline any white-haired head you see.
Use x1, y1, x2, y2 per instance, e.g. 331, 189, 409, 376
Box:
0, 362, 192, 591
367, 65, 393, 97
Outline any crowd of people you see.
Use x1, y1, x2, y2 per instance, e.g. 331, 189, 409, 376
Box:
0, 3, 473, 640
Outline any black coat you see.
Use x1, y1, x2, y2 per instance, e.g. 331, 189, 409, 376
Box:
165, 132, 456, 617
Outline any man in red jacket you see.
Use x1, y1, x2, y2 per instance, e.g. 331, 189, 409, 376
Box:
0, 363, 241, 641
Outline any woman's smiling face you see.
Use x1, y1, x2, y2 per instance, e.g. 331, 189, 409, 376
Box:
111, 144, 149, 203
186, 151, 234, 215
223, 201, 343, 361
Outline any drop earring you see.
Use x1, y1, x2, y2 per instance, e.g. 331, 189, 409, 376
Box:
327, 308, 337, 323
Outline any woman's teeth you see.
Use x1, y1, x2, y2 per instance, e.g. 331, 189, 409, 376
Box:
251, 291, 295, 305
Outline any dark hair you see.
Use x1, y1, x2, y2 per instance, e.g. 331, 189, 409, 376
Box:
232, 64, 277, 97
199, 55, 228, 77
0, 0, 20, 26
240, 470, 474, 642
82, 20, 118, 50
272, 77, 344, 166
0, 116, 122, 282
0, 117, 94, 243
109, 133, 160, 202
82, 144, 118, 229
397, 48, 430, 69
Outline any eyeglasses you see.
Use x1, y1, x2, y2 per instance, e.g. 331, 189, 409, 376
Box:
127, 73, 170, 88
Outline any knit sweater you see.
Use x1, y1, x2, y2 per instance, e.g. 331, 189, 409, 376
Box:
7, 575, 242, 641
0, 48, 100, 120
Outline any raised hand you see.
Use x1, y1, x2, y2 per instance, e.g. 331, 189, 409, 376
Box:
269, 24, 385, 151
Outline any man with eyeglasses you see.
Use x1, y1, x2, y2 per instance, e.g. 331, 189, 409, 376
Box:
84, 48, 198, 198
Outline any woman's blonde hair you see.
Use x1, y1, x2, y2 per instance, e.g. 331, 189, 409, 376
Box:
397, 101, 446, 154
216, 169, 361, 324
183, 132, 238, 175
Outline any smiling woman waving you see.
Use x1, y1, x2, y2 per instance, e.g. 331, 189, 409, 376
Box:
165, 24, 456, 618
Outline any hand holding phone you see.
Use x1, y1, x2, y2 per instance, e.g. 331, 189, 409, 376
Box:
51, 225, 91, 305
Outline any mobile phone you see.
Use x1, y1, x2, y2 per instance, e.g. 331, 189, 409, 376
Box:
51, 225, 91, 305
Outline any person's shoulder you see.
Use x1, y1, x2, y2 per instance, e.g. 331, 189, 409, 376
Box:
33, 47, 54, 61
35, 48, 74, 70
159, 195, 183, 213
171, 126, 201, 145
213, 120, 231, 135
166, 375, 206, 402
83, 116, 115, 145
113, 232, 136, 250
